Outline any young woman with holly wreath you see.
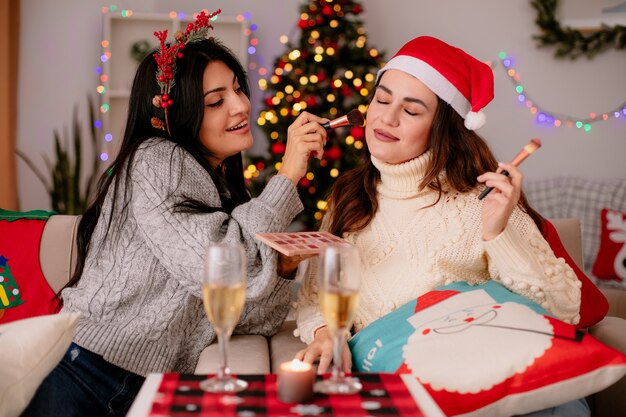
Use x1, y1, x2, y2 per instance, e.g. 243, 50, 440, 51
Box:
23, 10, 327, 416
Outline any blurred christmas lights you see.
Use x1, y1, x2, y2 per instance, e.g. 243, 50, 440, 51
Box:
98, 7, 266, 162
497, 52, 626, 132
96, 4, 626, 166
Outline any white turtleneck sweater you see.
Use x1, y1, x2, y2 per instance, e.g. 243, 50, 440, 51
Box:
295, 152, 582, 345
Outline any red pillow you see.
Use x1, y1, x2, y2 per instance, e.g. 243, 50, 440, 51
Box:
592, 208, 626, 288
542, 219, 608, 328
0, 210, 58, 323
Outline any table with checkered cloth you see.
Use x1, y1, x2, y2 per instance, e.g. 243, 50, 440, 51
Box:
524, 177, 626, 272
148, 373, 425, 416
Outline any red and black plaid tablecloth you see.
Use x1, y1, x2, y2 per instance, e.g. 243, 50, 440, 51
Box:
149, 373, 424, 416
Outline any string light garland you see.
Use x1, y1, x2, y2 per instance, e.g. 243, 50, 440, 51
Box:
98, 6, 262, 163
496, 51, 626, 132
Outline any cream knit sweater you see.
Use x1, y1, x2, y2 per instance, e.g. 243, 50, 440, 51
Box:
295, 151, 582, 345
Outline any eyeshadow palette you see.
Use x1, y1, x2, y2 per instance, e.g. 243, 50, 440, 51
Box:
255, 231, 347, 256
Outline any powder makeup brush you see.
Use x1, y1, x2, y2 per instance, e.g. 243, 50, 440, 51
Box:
478, 138, 542, 200
321, 109, 365, 130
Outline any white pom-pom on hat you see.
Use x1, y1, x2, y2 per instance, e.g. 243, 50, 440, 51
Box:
464, 111, 486, 130
377, 36, 493, 131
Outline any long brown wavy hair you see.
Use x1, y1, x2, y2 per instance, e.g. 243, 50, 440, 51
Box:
326, 96, 543, 236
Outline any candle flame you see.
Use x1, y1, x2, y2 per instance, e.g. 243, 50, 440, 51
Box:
284, 359, 312, 371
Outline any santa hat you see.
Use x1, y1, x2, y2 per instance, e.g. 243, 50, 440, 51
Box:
377, 36, 493, 130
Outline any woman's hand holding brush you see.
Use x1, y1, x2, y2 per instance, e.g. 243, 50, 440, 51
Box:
278, 112, 329, 185
278, 109, 364, 185
478, 139, 541, 200
477, 138, 542, 241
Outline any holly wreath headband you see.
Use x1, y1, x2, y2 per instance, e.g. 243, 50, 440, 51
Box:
150, 8, 222, 135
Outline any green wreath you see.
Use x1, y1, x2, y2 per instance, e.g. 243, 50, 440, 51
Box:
130, 39, 153, 64
532, 0, 626, 59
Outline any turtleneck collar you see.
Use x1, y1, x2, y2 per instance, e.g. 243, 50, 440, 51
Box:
371, 150, 433, 199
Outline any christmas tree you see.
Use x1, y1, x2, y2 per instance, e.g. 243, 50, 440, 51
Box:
0, 255, 24, 319
245, 0, 385, 229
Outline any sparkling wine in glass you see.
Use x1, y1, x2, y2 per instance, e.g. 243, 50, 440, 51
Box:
314, 242, 362, 395
200, 242, 248, 393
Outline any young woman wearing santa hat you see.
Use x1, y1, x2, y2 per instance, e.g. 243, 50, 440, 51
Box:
294, 36, 588, 417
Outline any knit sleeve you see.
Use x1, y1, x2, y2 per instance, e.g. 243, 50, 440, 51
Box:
294, 214, 331, 344
482, 208, 582, 325
129, 140, 302, 335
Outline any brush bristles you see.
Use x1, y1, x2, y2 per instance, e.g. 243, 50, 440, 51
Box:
524, 138, 542, 154
346, 109, 365, 127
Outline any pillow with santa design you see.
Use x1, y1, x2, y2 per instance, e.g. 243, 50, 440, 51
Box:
348, 281, 626, 417
592, 208, 626, 288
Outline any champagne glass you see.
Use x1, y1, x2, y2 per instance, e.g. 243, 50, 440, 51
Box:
200, 242, 248, 393
314, 243, 362, 395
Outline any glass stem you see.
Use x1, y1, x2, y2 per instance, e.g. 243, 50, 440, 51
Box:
216, 329, 231, 379
332, 329, 346, 380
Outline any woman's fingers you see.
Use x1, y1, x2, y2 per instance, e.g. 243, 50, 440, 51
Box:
342, 344, 352, 373
499, 162, 523, 188
278, 113, 328, 184
317, 350, 333, 374
296, 345, 331, 374
296, 346, 320, 365
288, 111, 329, 132
294, 348, 306, 362
295, 342, 351, 374
478, 162, 524, 240
477, 163, 522, 198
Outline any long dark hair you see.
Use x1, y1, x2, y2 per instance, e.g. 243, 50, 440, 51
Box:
60, 38, 251, 299
327, 96, 543, 235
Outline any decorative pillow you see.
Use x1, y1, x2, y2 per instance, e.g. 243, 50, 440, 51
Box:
542, 219, 608, 327
0, 313, 79, 417
0, 209, 58, 324
592, 208, 626, 288
349, 281, 626, 417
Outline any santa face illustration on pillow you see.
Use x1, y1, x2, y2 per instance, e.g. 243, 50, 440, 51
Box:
403, 289, 553, 394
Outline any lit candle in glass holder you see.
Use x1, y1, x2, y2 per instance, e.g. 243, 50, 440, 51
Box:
277, 359, 315, 403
